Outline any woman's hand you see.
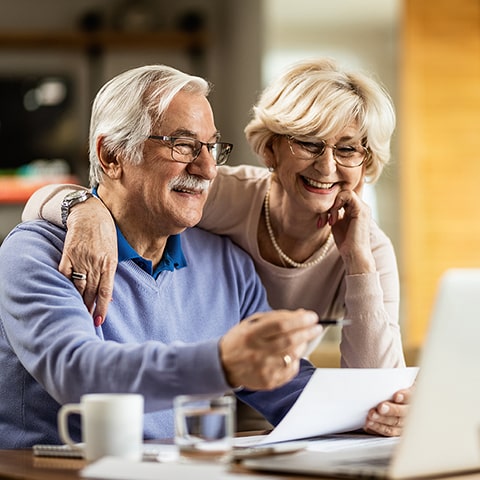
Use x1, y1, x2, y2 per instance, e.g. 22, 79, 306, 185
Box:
318, 188, 375, 275
58, 197, 118, 326
363, 385, 414, 437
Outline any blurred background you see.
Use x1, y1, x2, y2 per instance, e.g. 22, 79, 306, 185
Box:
0, 0, 478, 362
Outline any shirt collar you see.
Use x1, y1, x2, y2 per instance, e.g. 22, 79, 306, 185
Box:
117, 228, 187, 277
92, 187, 187, 278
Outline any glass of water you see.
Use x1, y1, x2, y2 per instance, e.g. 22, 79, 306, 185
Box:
174, 394, 235, 462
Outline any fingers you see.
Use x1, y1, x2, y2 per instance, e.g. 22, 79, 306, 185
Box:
328, 189, 365, 224
365, 402, 405, 437
364, 385, 414, 437
243, 310, 321, 352
58, 197, 118, 325
92, 256, 117, 326
65, 254, 115, 325
59, 255, 74, 284
394, 385, 415, 404
317, 211, 329, 229
59, 254, 92, 305
83, 272, 102, 316
316, 189, 364, 228
220, 309, 320, 391
60, 252, 96, 314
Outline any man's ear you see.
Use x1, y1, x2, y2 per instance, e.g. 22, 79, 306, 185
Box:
96, 136, 121, 179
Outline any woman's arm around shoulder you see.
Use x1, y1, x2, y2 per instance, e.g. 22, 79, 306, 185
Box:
22, 184, 88, 225
22, 183, 117, 324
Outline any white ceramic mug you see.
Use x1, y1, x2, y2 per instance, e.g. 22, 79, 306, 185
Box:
58, 393, 144, 462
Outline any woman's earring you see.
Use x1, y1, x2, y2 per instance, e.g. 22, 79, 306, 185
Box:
268, 166, 275, 173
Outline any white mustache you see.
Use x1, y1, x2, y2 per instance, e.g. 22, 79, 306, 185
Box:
169, 175, 211, 192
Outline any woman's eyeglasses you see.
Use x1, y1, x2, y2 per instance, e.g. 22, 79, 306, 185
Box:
287, 136, 368, 168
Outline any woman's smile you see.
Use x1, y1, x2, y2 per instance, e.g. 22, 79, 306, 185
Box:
300, 175, 340, 194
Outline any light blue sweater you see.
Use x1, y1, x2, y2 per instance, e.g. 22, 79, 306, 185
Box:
0, 220, 314, 448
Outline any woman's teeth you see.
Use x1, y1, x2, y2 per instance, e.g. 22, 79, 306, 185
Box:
303, 177, 334, 189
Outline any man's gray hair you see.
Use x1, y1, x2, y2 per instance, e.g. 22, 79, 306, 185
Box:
89, 65, 210, 187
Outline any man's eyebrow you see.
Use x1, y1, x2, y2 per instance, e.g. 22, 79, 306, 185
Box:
168, 129, 221, 141
169, 129, 195, 137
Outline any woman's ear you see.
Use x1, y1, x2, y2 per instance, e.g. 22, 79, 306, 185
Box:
262, 137, 278, 171
96, 136, 121, 179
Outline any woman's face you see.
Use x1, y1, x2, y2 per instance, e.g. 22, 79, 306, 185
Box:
269, 125, 366, 216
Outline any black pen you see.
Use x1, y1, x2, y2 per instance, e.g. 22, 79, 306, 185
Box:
317, 318, 351, 326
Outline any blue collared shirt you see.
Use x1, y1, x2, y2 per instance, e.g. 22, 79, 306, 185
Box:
117, 227, 187, 278
92, 187, 186, 279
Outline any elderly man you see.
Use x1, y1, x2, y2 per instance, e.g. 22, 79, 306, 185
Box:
0, 65, 321, 448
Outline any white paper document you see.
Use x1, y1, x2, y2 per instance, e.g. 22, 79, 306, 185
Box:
257, 367, 418, 445
81, 456, 278, 480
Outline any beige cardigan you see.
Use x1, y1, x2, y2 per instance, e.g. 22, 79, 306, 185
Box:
200, 165, 405, 369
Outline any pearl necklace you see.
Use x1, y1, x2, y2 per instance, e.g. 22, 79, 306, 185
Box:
264, 185, 333, 269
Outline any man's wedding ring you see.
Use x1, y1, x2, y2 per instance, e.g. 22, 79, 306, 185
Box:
71, 272, 87, 281
282, 354, 292, 368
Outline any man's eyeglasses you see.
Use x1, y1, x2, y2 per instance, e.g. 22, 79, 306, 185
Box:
148, 135, 233, 166
286, 136, 368, 168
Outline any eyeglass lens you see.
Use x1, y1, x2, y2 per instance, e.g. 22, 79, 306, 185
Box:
288, 137, 365, 167
150, 136, 232, 165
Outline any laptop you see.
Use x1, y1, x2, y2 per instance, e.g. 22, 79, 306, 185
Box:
244, 269, 480, 479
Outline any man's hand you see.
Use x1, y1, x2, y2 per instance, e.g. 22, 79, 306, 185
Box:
364, 385, 414, 437
219, 309, 322, 391
58, 197, 117, 326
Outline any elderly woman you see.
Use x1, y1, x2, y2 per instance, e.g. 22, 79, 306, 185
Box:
23, 58, 412, 437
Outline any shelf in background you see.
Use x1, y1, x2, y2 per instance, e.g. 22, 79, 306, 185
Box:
0, 175, 79, 204
0, 30, 208, 51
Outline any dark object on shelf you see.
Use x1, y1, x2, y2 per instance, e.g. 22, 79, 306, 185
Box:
176, 10, 207, 65
177, 10, 206, 33
78, 10, 105, 32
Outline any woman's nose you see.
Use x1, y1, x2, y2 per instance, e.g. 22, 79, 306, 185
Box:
313, 146, 337, 174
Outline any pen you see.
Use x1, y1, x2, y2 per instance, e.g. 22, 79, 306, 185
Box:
317, 319, 351, 326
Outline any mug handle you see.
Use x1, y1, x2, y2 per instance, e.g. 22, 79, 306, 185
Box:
58, 403, 84, 451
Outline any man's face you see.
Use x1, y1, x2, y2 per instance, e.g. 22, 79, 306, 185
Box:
120, 91, 219, 236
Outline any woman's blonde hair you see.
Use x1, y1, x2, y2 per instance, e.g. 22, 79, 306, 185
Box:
244, 58, 395, 182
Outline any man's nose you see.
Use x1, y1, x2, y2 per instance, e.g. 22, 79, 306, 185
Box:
188, 145, 218, 180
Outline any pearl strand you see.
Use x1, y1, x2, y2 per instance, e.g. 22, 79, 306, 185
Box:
264, 185, 333, 268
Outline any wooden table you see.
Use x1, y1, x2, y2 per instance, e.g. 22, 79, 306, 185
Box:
1, 449, 480, 480
0, 449, 84, 480
0, 449, 310, 480
0, 448, 319, 480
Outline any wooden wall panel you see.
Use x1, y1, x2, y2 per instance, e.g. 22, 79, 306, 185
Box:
400, 0, 480, 345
